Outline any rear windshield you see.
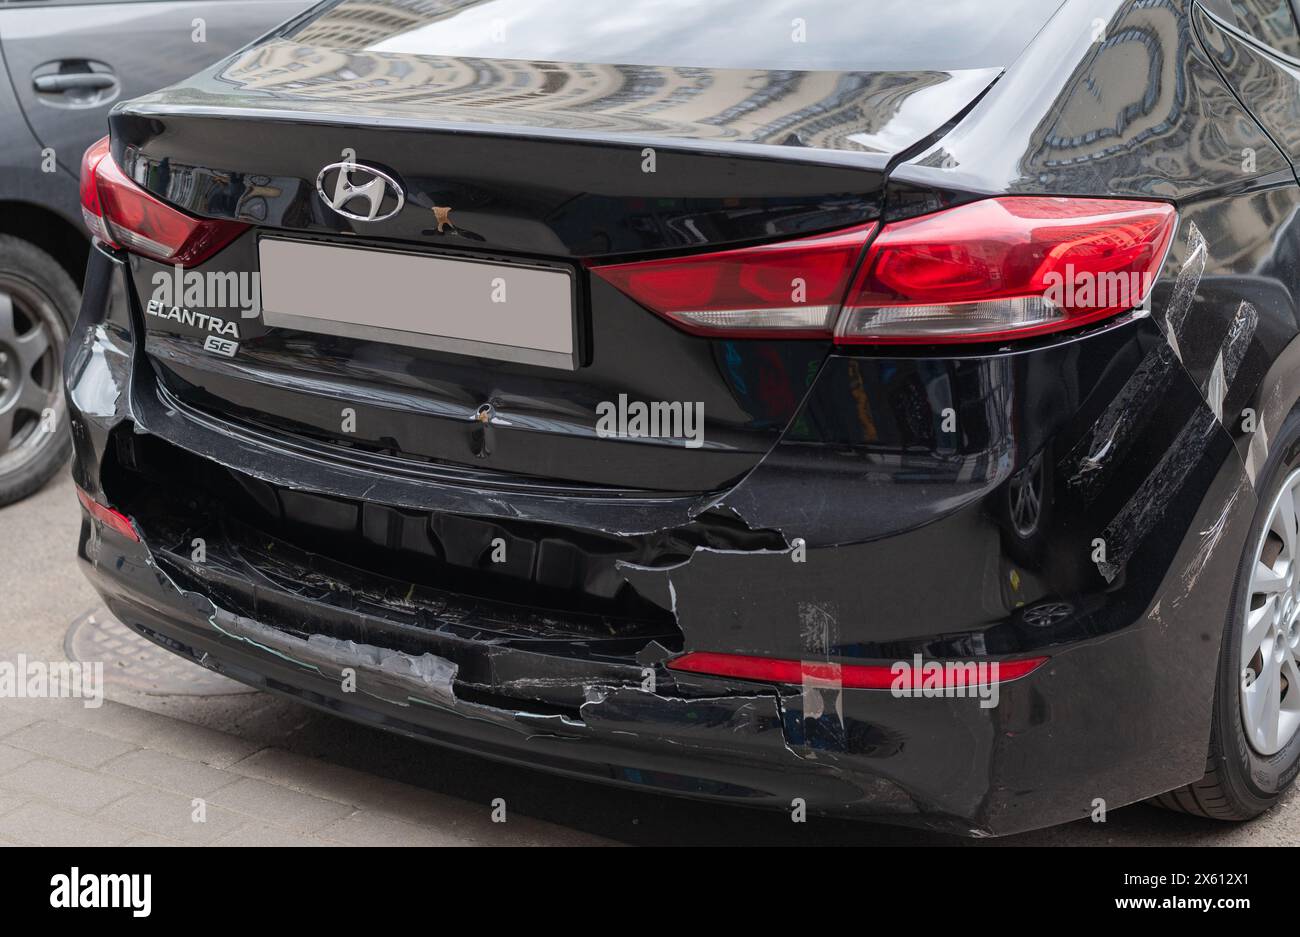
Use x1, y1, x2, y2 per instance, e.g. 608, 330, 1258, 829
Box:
289, 0, 1064, 71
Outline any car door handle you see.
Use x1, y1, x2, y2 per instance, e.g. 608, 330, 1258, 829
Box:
33, 73, 116, 93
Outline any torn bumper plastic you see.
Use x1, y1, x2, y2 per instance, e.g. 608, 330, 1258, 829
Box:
65, 242, 1259, 836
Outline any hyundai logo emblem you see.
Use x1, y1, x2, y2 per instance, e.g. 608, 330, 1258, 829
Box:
316, 161, 405, 222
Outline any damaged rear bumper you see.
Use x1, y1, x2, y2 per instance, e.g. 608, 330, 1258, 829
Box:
77, 515, 1052, 834
64, 246, 1258, 836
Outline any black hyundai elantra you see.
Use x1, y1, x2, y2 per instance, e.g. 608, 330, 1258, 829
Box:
64, 0, 1300, 835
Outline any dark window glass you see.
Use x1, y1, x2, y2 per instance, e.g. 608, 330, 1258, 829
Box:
288, 0, 1065, 71
1231, 0, 1300, 58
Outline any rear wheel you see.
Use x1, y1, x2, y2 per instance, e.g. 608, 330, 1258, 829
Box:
1153, 413, 1300, 819
0, 235, 76, 506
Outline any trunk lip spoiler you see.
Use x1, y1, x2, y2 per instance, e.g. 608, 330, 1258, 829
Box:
113, 100, 899, 170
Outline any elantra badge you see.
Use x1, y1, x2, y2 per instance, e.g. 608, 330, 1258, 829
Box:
203, 335, 240, 358
316, 162, 405, 221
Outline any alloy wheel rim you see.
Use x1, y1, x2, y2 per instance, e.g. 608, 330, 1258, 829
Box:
1242, 466, 1300, 756
1008, 452, 1044, 538
0, 275, 66, 474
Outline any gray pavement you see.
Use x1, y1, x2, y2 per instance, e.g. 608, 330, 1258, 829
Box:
1, 472, 1296, 845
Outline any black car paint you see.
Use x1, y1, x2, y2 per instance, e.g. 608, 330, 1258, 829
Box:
64, 0, 1300, 834
105, 56, 1003, 491
106, 63, 991, 250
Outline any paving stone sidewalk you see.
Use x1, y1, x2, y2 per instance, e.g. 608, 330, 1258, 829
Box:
0, 695, 608, 846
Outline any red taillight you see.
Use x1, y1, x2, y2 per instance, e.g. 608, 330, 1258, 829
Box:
590, 197, 1175, 343
836, 196, 1177, 344
588, 224, 877, 338
79, 136, 116, 247
666, 651, 1047, 688
79, 135, 246, 266
75, 486, 139, 542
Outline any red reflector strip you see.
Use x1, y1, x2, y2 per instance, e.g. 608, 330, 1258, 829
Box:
75, 487, 140, 542
667, 651, 1047, 688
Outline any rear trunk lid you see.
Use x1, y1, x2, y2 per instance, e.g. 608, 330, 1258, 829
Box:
106, 1, 1019, 492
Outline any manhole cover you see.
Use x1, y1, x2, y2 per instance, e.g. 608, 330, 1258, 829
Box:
64, 608, 255, 697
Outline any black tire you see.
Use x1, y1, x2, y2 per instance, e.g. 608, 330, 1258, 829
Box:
0, 235, 78, 506
1152, 411, 1300, 819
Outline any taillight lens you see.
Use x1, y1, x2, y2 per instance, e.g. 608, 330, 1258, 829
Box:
588, 224, 876, 337
79, 135, 246, 266
591, 197, 1175, 343
836, 197, 1177, 344
79, 137, 116, 247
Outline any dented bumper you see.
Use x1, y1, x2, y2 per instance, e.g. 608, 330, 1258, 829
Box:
65, 242, 1263, 836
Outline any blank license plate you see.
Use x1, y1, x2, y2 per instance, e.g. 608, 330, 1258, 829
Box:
258, 238, 577, 370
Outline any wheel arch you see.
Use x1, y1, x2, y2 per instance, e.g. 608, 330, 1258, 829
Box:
1244, 328, 1300, 486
